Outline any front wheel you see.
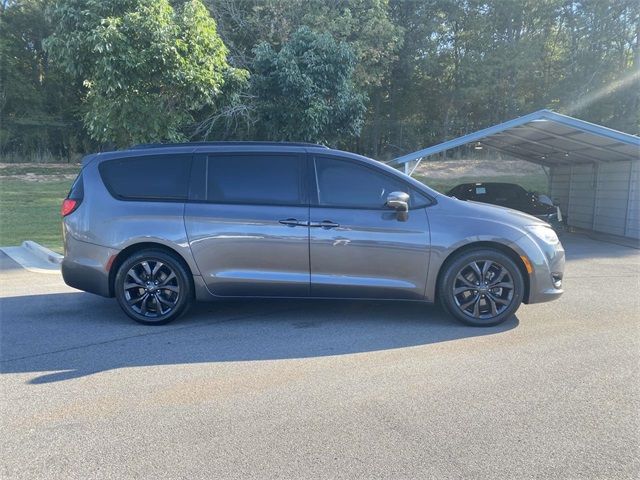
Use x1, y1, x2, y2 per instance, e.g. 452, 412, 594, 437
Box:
439, 249, 524, 327
115, 249, 192, 325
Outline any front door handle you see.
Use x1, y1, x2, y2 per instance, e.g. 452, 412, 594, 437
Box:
279, 218, 303, 227
309, 220, 340, 229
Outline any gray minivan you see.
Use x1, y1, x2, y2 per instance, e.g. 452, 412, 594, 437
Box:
61, 142, 564, 326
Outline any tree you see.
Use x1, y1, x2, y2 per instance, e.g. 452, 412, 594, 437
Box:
378, 0, 638, 160
555, 0, 639, 134
45, 0, 247, 147
207, 0, 401, 150
0, 0, 85, 160
251, 27, 366, 145
2, 0, 637, 160
208, 0, 401, 89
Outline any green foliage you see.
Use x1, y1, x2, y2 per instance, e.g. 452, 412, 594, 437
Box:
45, 0, 246, 147
376, 0, 639, 158
251, 27, 366, 145
1, 0, 638, 159
0, 0, 85, 159
210, 0, 401, 89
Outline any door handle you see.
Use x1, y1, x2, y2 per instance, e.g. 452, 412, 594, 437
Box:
279, 218, 303, 227
309, 220, 340, 229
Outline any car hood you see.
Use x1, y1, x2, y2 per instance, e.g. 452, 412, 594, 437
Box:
439, 195, 550, 228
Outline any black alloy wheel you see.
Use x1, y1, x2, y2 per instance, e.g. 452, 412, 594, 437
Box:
115, 249, 192, 325
440, 249, 524, 327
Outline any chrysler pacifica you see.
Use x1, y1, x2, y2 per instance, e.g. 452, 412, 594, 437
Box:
61, 142, 564, 326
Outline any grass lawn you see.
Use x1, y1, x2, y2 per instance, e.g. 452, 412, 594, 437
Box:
0, 164, 79, 253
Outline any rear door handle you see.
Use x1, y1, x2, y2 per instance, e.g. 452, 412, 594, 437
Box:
279, 218, 304, 227
309, 220, 340, 229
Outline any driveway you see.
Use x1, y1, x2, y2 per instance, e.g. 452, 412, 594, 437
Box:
1, 233, 639, 479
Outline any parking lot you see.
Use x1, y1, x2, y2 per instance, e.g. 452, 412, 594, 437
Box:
1, 232, 638, 479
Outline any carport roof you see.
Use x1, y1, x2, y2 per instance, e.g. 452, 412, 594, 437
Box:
392, 109, 640, 167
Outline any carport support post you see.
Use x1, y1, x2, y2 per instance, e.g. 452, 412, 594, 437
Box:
591, 163, 599, 231
545, 166, 551, 197
404, 162, 410, 175
623, 161, 634, 237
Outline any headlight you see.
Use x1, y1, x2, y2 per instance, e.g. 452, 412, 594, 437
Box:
525, 225, 559, 245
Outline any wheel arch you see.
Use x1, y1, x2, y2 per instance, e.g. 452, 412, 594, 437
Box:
435, 241, 531, 304
108, 242, 195, 298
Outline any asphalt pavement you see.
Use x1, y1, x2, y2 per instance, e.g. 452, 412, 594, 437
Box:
1, 233, 639, 479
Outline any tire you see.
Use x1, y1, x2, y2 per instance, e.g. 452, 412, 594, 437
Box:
439, 249, 524, 327
114, 249, 192, 325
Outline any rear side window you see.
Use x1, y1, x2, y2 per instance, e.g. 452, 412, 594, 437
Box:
206, 154, 304, 205
99, 155, 191, 200
314, 156, 426, 209
67, 171, 84, 200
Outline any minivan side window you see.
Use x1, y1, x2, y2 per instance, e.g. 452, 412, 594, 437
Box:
314, 156, 427, 209
67, 171, 84, 200
100, 155, 191, 200
206, 154, 304, 205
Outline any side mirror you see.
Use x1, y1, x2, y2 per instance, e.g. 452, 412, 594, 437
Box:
386, 191, 410, 221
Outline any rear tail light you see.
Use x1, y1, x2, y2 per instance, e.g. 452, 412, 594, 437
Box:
62, 172, 84, 217
61, 198, 79, 217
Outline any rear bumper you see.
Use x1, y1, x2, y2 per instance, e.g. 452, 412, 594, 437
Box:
61, 236, 117, 297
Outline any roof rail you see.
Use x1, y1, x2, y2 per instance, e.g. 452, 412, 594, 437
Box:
128, 141, 328, 150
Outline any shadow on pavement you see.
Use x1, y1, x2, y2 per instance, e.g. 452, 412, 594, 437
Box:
559, 232, 640, 260
0, 292, 518, 384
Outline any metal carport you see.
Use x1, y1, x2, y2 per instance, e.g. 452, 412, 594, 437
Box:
391, 109, 640, 240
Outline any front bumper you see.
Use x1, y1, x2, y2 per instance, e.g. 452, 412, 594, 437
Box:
510, 233, 565, 304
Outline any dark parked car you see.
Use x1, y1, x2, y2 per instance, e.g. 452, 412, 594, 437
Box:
61, 142, 564, 327
446, 182, 562, 224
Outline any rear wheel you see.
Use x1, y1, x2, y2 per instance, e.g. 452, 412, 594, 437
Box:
115, 249, 192, 325
439, 249, 524, 327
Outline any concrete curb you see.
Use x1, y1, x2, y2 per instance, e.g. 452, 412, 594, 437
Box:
22, 240, 63, 265
0, 245, 61, 274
